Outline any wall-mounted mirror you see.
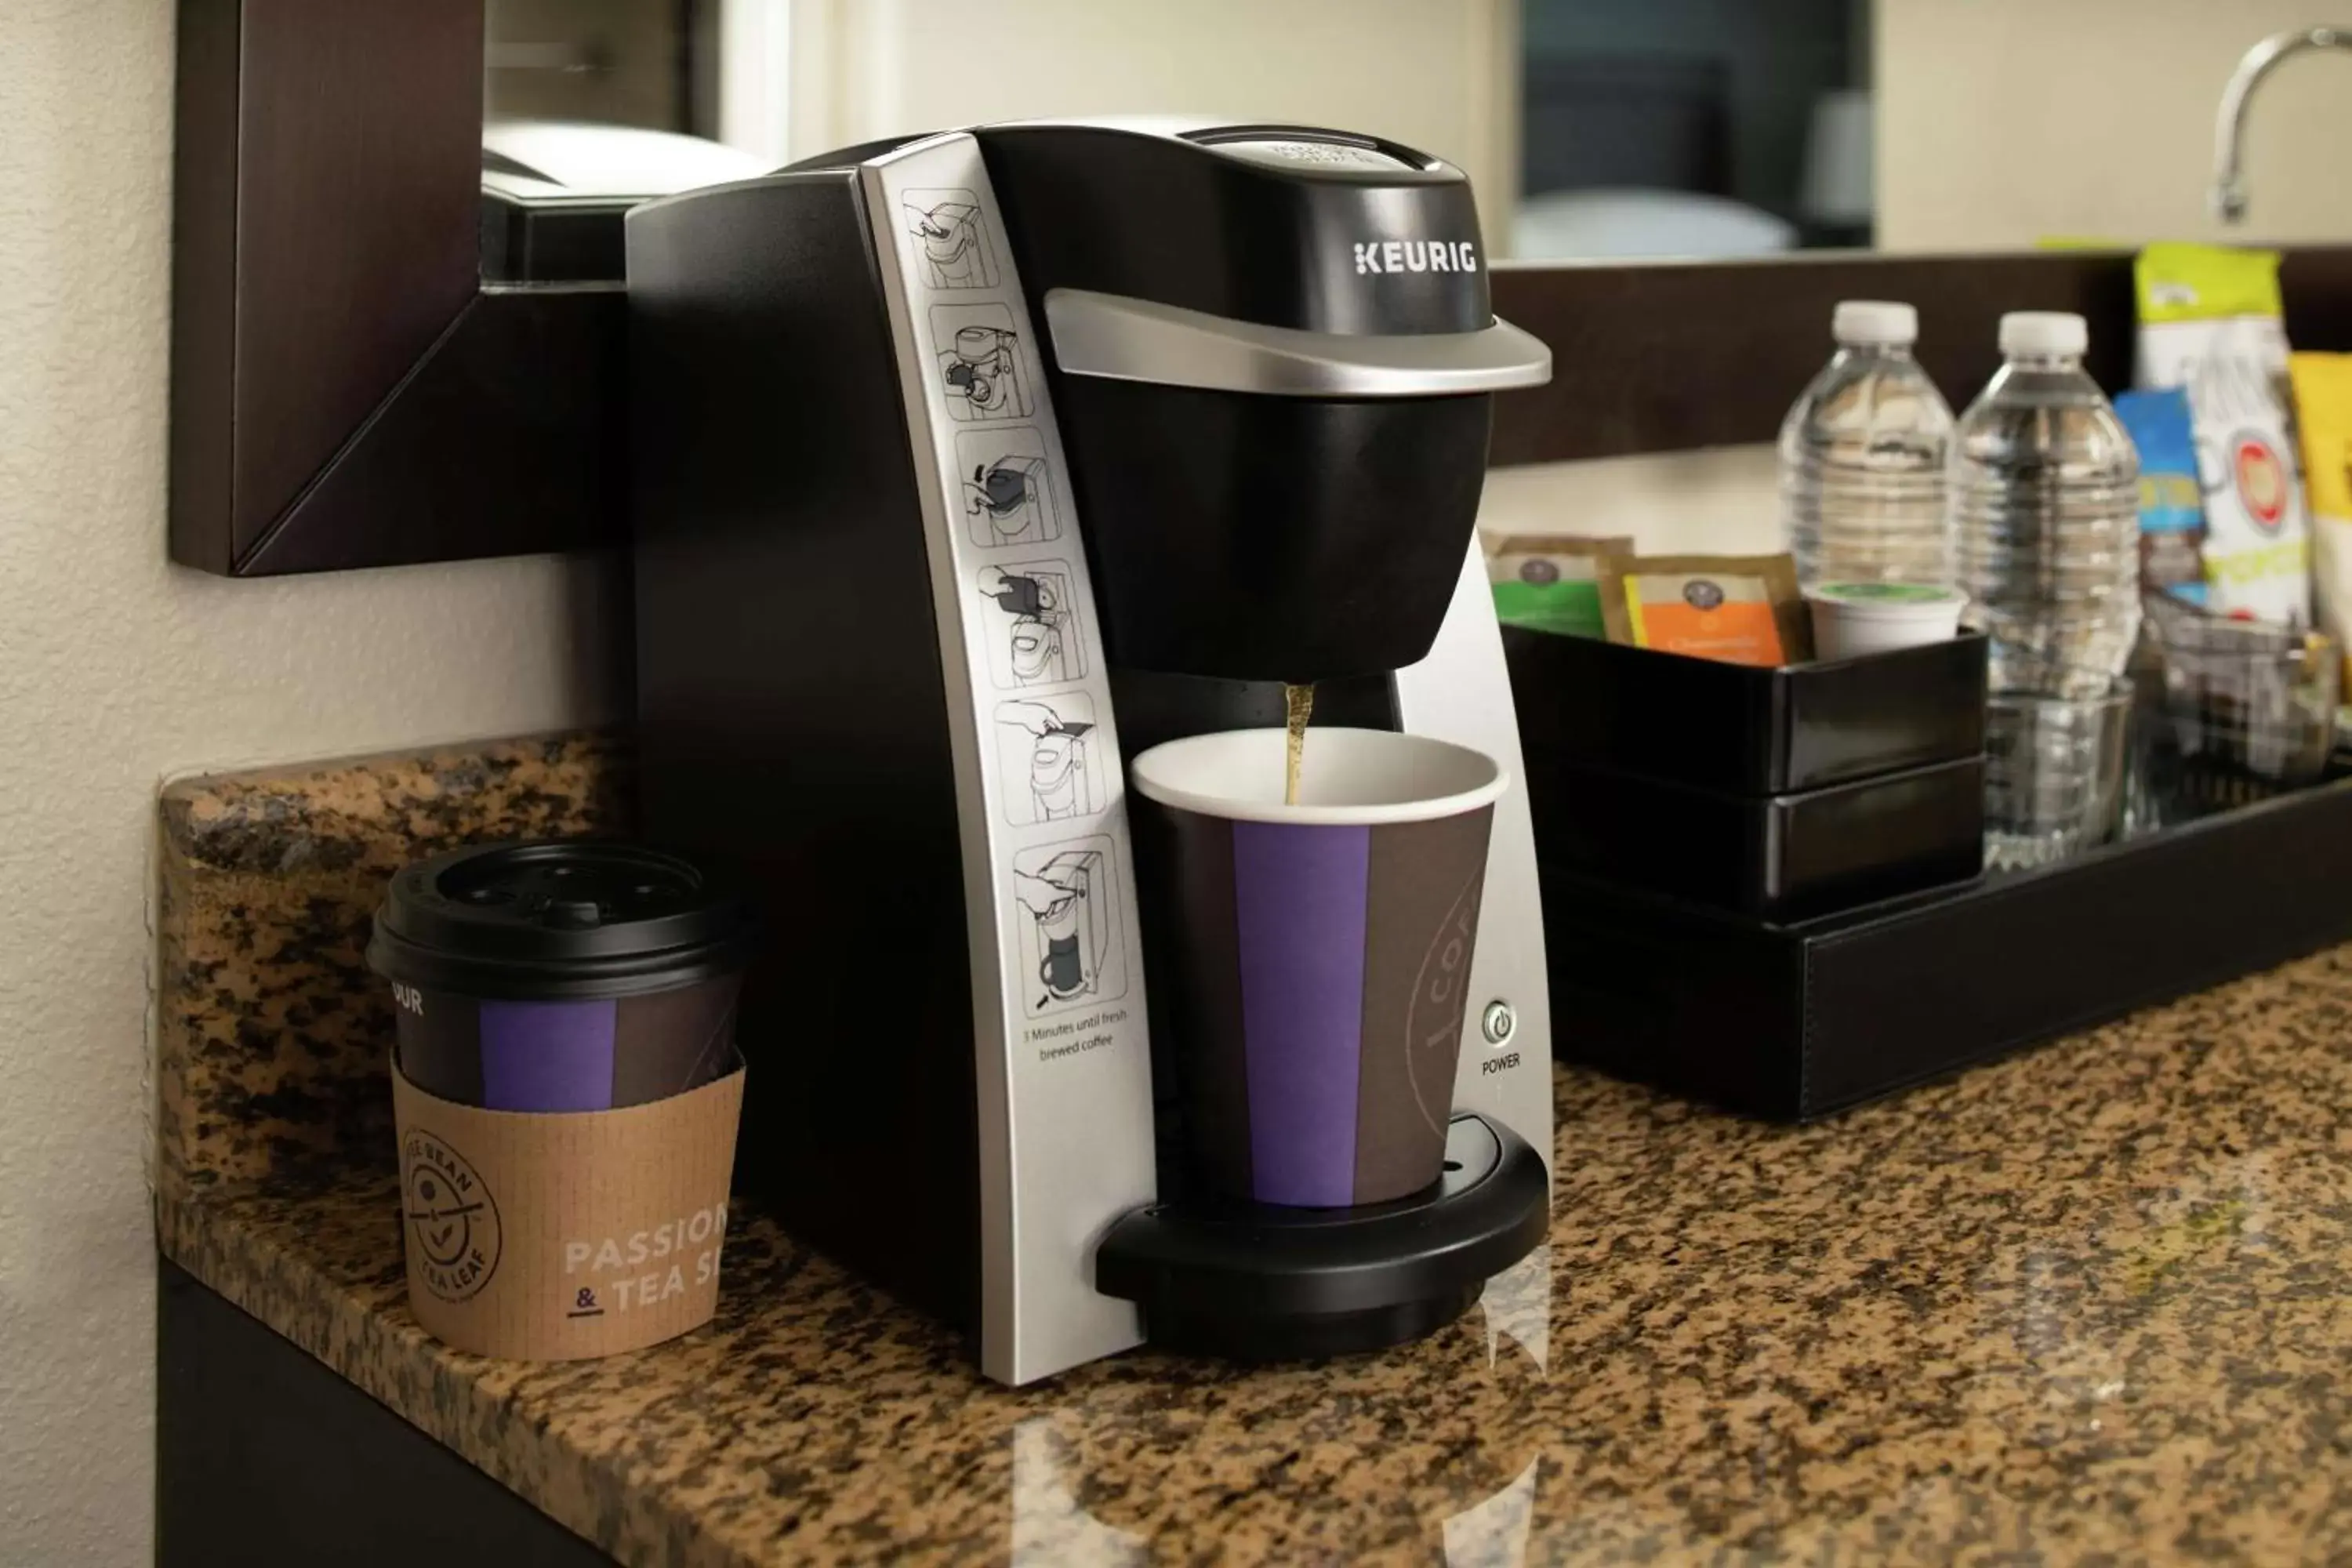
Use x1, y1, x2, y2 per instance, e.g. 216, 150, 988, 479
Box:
1515, 0, 1869, 261
1514, 0, 2352, 261
485, 0, 706, 133
460, 0, 2352, 261
170, 0, 2352, 578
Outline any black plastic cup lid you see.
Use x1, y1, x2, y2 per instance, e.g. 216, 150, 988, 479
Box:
366, 840, 757, 1000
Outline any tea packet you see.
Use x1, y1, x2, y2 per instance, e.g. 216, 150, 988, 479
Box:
1484, 533, 1633, 639
1596, 552, 1809, 668
2133, 242, 2311, 626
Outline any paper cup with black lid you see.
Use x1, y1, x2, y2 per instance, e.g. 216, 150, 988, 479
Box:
367, 840, 755, 1360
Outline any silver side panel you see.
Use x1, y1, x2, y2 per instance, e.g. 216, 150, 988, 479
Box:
860, 135, 1157, 1386
1396, 549, 1555, 1181
1044, 289, 1553, 397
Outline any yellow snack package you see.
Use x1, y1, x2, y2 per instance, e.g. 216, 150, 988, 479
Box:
2135, 243, 2311, 625
2288, 352, 2352, 689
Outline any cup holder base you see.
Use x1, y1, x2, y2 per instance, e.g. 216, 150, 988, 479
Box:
1093, 1113, 1550, 1363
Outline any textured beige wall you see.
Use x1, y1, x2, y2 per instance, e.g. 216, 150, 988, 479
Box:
0, 6, 622, 1559
786, 0, 1520, 239
1878, 0, 2352, 251
1480, 445, 1782, 556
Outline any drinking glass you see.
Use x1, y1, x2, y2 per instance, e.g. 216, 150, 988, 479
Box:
1984, 677, 2132, 871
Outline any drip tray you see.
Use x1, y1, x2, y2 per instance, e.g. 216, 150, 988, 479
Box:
1094, 1113, 1549, 1362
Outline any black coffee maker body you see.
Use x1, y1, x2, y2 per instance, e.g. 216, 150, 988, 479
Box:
629, 121, 1554, 1385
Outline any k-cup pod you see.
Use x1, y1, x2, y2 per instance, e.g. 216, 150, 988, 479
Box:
1805, 582, 1967, 661
368, 841, 756, 1360
367, 841, 755, 1112
1128, 728, 1505, 1208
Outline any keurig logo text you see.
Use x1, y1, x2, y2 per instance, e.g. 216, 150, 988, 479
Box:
401, 1128, 502, 1302
1353, 239, 1479, 275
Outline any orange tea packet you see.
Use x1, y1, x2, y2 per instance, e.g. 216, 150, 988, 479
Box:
1596, 553, 1809, 667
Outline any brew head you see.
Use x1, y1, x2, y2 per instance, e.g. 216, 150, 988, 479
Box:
973, 122, 1552, 683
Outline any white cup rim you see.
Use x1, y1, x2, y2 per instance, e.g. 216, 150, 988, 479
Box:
1128, 727, 1508, 826
1802, 585, 1967, 619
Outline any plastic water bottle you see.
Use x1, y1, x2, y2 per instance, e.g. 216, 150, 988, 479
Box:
1951, 311, 2142, 695
1778, 300, 1956, 593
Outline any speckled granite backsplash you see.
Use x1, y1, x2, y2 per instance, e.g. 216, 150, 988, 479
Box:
155, 731, 630, 1195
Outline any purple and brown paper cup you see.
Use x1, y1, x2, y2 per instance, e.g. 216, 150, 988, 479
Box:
367, 841, 756, 1112
385, 980, 744, 1112
1129, 728, 1506, 1209
369, 841, 754, 1361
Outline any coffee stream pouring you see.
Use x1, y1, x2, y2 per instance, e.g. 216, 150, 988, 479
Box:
630, 118, 1555, 1384
1283, 681, 1316, 805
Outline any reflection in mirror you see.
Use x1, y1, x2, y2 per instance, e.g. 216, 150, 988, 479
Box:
1878, 2, 2352, 252
1516, 0, 1871, 261
466, 2, 2352, 270
483, 0, 701, 132
477, 2, 772, 284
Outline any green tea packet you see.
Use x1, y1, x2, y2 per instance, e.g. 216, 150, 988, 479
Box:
1484, 534, 1632, 639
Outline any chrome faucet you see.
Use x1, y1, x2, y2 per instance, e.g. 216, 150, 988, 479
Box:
2212, 25, 2352, 223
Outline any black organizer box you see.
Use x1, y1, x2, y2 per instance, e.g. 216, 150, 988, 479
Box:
1538, 776, 2352, 1120
1505, 626, 1988, 792
1507, 624, 2352, 1119
1504, 629, 1988, 916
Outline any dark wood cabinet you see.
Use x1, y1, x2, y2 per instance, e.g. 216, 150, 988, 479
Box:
157, 1259, 613, 1566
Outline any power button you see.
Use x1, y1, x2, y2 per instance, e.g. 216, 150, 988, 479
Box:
1480, 1000, 1516, 1047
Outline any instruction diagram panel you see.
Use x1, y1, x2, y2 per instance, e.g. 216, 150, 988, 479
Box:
993, 694, 1105, 825
932, 304, 1033, 422
956, 426, 1062, 548
1011, 836, 1128, 1018
902, 188, 1000, 289
975, 563, 1086, 688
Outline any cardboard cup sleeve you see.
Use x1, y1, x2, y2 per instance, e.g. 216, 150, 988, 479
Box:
366, 840, 758, 1358
391, 1061, 744, 1360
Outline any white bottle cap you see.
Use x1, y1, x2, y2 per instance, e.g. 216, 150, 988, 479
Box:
1832, 300, 1918, 347
1999, 310, 2088, 358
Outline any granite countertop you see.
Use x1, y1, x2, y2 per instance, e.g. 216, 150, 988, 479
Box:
155, 736, 2352, 1566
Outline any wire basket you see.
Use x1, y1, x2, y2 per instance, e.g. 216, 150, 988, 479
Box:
2129, 596, 2339, 828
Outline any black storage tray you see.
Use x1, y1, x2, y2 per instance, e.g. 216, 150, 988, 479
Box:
1540, 775, 2352, 1120
1523, 751, 1985, 916
1504, 626, 1988, 793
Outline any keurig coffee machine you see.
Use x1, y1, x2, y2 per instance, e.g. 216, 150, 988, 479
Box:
628, 120, 1554, 1385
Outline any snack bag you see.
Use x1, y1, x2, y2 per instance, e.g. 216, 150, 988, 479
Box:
1483, 534, 1632, 639
2133, 242, 2311, 626
1596, 553, 1809, 668
2288, 353, 2352, 690
2112, 387, 2209, 607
